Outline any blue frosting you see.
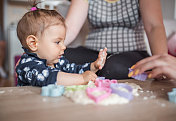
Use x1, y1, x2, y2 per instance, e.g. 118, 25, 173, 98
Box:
41, 84, 64, 97
168, 88, 176, 103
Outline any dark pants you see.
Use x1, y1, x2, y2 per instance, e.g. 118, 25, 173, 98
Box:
64, 46, 150, 80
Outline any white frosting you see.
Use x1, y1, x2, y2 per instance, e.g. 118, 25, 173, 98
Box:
0, 90, 5, 94
64, 90, 95, 105
124, 82, 142, 96
64, 90, 129, 105
64, 82, 142, 105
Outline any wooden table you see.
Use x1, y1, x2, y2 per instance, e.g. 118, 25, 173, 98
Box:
0, 79, 176, 121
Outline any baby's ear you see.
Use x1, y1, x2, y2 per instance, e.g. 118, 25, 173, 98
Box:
26, 35, 38, 51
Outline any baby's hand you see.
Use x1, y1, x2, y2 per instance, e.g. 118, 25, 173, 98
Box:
91, 48, 107, 72
81, 71, 97, 84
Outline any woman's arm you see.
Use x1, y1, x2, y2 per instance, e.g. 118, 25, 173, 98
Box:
64, 0, 89, 46
140, 0, 168, 55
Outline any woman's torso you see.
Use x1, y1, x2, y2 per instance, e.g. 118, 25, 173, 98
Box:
85, 0, 146, 53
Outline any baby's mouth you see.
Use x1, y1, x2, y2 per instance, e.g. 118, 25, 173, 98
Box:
60, 53, 64, 56
58, 54, 63, 58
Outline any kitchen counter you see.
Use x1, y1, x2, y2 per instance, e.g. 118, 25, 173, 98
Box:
0, 79, 176, 121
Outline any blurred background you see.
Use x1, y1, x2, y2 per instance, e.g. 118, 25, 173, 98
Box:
0, 0, 176, 87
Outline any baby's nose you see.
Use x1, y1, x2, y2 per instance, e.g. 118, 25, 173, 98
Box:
62, 44, 66, 50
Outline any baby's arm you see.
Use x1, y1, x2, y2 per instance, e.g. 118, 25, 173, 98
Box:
91, 48, 107, 73
55, 56, 97, 86
16, 58, 58, 87
57, 56, 91, 74
56, 71, 97, 86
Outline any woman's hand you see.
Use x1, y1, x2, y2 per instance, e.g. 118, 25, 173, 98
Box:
91, 48, 107, 73
129, 54, 176, 80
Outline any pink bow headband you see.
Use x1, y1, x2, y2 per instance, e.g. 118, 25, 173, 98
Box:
31, 7, 37, 11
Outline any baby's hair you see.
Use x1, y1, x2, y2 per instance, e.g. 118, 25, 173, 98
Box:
17, 0, 65, 49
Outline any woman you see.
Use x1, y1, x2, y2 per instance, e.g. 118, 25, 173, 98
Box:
64, 0, 167, 79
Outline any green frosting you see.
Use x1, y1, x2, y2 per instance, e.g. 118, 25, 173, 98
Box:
65, 85, 88, 91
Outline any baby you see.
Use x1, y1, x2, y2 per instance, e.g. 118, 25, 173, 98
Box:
16, 4, 107, 87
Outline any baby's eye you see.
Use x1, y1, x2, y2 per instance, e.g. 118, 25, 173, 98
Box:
55, 41, 60, 44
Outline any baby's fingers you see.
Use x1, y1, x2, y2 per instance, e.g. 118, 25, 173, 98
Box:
98, 47, 107, 58
90, 72, 97, 81
98, 48, 107, 68
103, 47, 107, 54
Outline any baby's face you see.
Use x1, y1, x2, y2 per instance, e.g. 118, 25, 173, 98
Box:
36, 24, 66, 66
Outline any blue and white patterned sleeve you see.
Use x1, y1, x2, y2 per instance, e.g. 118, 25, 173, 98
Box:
16, 57, 59, 87
55, 56, 90, 74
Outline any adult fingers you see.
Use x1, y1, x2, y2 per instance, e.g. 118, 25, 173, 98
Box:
134, 55, 170, 75
148, 65, 175, 80
133, 55, 160, 69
